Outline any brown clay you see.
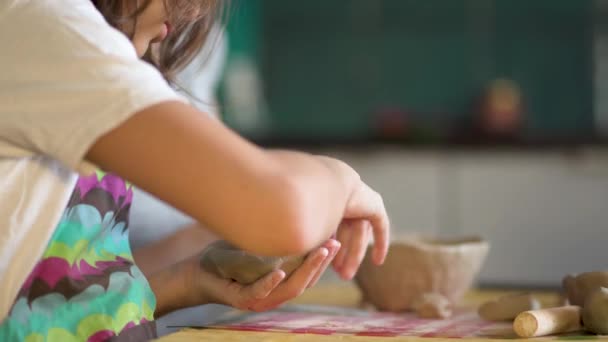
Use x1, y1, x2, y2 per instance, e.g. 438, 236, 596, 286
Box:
354, 234, 489, 313
582, 287, 608, 335
199, 240, 305, 285
563, 271, 608, 306
411, 293, 452, 319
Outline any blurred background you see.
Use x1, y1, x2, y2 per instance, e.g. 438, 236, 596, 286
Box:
219, 0, 605, 145
134, 0, 608, 293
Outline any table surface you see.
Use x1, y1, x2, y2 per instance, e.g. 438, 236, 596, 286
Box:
156, 283, 572, 342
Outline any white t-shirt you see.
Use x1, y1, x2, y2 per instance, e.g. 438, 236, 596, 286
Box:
0, 0, 186, 319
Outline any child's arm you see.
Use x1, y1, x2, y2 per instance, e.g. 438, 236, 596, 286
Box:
133, 223, 219, 276
86, 101, 388, 258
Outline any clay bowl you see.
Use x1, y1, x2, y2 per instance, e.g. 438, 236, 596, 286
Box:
354, 234, 490, 312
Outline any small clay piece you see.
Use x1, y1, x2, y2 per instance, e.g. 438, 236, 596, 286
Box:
582, 287, 608, 335
478, 293, 541, 321
513, 306, 583, 338
199, 240, 305, 285
354, 234, 489, 312
411, 293, 452, 319
358, 293, 377, 312
563, 271, 608, 306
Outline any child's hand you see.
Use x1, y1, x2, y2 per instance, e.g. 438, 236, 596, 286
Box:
333, 181, 390, 280
188, 239, 341, 312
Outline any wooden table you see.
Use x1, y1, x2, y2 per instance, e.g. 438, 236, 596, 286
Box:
157, 283, 565, 342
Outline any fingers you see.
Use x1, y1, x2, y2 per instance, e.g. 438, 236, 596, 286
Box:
332, 221, 352, 271
307, 239, 340, 289
281, 246, 328, 294
251, 246, 328, 312
247, 269, 285, 300
359, 185, 390, 266
339, 220, 371, 280
228, 269, 284, 310
370, 198, 390, 265
343, 182, 390, 266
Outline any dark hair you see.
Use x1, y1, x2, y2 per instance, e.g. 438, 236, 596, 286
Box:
92, 0, 228, 83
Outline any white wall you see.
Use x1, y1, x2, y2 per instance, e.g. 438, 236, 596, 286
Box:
325, 148, 443, 236
454, 149, 608, 287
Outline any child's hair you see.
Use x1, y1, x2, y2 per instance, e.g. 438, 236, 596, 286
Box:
92, 0, 228, 83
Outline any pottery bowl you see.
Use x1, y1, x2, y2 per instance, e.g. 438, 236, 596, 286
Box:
354, 234, 490, 312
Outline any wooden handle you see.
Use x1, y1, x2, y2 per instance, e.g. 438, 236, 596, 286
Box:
513, 306, 582, 338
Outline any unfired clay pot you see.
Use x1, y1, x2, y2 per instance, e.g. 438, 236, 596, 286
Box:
354, 235, 489, 313
563, 271, 608, 306
200, 240, 305, 285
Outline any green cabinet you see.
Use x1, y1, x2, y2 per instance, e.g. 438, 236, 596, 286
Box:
220, 0, 594, 142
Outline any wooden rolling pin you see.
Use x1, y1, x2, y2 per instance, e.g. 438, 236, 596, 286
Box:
513, 306, 582, 338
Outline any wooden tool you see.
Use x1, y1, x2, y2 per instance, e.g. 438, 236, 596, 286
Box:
513, 306, 582, 338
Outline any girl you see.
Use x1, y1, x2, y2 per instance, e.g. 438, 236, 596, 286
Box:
0, 0, 390, 340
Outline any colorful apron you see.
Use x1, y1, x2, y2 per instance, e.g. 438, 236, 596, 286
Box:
0, 171, 157, 341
